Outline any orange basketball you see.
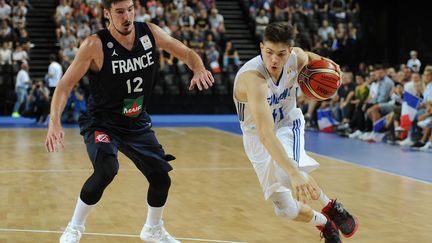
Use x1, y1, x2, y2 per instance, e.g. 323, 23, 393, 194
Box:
298, 59, 341, 101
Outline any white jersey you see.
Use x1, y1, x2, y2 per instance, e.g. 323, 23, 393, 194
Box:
233, 51, 301, 135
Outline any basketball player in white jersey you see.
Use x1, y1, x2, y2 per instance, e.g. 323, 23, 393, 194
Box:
233, 22, 358, 242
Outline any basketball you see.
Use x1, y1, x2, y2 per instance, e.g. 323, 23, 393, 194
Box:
298, 59, 341, 101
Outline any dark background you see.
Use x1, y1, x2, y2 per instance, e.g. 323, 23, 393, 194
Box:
359, 0, 431, 67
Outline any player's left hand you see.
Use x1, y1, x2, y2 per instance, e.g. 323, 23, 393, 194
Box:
189, 69, 215, 91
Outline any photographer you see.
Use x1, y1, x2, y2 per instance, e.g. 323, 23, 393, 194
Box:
22, 79, 50, 124
61, 84, 87, 124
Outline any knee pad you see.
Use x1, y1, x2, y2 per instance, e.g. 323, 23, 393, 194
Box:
271, 191, 300, 220
146, 172, 171, 191
94, 151, 119, 182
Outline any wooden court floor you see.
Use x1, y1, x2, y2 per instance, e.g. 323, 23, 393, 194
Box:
0, 127, 431, 243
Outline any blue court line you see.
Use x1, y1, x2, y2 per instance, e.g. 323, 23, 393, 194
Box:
1, 115, 431, 183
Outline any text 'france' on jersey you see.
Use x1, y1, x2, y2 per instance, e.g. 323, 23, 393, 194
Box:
87, 22, 159, 119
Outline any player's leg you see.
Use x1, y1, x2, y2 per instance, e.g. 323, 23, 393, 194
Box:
60, 130, 119, 243
119, 130, 179, 243
269, 190, 341, 243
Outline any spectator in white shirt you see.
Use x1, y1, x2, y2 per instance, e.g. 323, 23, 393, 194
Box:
45, 54, 63, 96
407, 50, 421, 73
0, 41, 12, 65
0, 0, 11, 20
12, 61, 31, 117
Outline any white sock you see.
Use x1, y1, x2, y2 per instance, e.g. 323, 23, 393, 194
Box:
319, 190, 331, 206
145, 205, 165, 227
70, 197, 95, 229
309, 210, 328, 226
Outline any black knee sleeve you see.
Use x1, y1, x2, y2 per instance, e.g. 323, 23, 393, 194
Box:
80, 152, 119, 205
146, 172, 171, 207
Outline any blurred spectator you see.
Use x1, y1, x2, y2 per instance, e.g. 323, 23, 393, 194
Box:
17, 28, 34, 52
347, 73, 369, 138
135, 6, 151, 23
195, 9, 209, 33
255, 9, 269, 39
0, 0, 11, 20
318, 19, 335, 43
61, 42, 78, 69
55, 0, 72, 25
12, 43, 29, 64
205, 44, 220, 73
223, 40, 240, 72
0, 41, 12, 65
45, 54, 63, 96
208, 7, 225, 41
0, 19, 13, 42
22, 79, 50, 124
12, 61, 31, 117
61, 85, 87, 124
407, 50, 421, 73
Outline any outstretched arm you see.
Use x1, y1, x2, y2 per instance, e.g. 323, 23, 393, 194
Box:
45, 36, 100, 152
148, 23, 214, 91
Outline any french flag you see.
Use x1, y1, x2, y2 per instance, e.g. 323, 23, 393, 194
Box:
317, 109, 337, 133
373, 115, 387, 133
400, 91, 421, 133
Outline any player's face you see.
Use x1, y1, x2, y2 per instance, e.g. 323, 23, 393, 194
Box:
260, 41, 290, 78
106, 0, 135, 36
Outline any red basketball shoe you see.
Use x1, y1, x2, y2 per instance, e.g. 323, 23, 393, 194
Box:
317, 219, 342, 243
322, 200, 358, 238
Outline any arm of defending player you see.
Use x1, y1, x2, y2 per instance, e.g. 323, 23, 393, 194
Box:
45, 36, 99, 153
240, 72, 318, 203
147, 22, 214, 91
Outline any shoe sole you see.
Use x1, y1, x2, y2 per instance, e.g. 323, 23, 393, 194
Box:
341, 216, 358, 238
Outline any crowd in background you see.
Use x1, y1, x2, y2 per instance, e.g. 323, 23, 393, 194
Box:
3, 0, 432, 152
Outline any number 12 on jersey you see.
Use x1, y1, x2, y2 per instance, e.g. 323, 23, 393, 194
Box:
126, 77, 143, 93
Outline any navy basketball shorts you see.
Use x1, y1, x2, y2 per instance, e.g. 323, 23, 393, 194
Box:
82, 129, 174, 174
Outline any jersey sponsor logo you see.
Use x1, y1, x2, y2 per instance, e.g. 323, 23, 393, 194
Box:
267, 87, 292, 105
140, 35, 152, 50
111, 52, 154, 74
94, 131, 111, 143
122, 95, 143, 117
111, 49, 118, 57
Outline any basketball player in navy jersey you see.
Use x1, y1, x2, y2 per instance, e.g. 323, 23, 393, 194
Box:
45, 0, 214, 242
233, 22, 357, 242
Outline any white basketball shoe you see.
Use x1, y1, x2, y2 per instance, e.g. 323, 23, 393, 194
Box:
59, 223, 84, 243
140, 221, 180, 243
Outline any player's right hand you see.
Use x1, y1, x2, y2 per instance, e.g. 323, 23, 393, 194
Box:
45, 121, 65, 152
291, 172, 318, 204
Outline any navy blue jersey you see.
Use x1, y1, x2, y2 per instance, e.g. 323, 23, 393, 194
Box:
80, 22, 160, 135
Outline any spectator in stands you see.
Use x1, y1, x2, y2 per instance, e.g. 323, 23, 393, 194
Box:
178, 7, 194, 40
17, 28, 34, 52
61, 84, 87, 124
0, 0, 11, 20
22, 79, 50, 124
45, 54, 63, 96
314, 0, 329, 23
205, 43, 220, 74
12, 61, 31, 118
195, 9, 209, 34
61, 42, 78, 70
365, 65, 394, 127
76, 20, 91, 45
335, 71, 355, 124
318, 19, 335, 43
273, 0, 290, 21
59, 28, 77, 49
208, 7, 225, 41
0, 41, 12, 65
11, 7, 26, 30
55, 0, 72, 25
255, 9, 269, 39
12, 43, 29, 64
407, 50, 421, 73
135, 5, 151, 23
14, 0, 28, 16
348, 73, 369, 138
0, 19, 13, 42
223, 40, 240, 72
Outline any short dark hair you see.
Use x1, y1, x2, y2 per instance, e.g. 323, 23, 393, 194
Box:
263, 22, 295, 46
102, 0, 129, 9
